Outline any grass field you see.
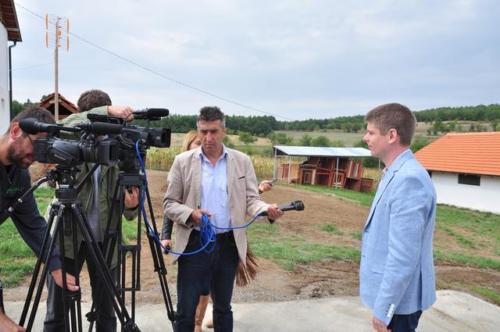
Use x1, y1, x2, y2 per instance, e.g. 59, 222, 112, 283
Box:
283, 184, 500, 269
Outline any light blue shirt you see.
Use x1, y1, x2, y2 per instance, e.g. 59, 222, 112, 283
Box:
199, 147, 231, 233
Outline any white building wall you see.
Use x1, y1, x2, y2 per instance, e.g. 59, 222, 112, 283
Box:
432, 171, 500, 214
0, 25, 9, 134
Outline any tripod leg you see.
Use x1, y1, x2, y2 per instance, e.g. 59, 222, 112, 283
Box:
142, 185, 176, 327
71, 203, 140, 332
59, 205, 83, 332
19, 202, 58, 326
87, 177, 123, 331
24, 205, 69, 331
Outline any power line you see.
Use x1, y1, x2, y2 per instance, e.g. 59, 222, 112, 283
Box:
14, 1, 295, 121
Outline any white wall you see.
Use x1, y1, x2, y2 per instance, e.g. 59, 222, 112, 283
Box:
0, 24, 9, 134
431, 171, 500, 214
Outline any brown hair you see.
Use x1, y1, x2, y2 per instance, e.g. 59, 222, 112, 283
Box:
365, 103, 416, 146
182, 130, 200, 152
7, 106, 55, 134
77, 89, 112, 113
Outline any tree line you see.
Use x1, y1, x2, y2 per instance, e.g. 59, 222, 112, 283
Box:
12, 99, 500, 136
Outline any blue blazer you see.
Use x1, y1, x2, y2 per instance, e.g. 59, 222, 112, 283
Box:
360, 149, 436, 324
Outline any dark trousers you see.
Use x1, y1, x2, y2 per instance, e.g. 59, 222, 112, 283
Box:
44, 242, 117, 332
388, 310, 422, 332
175, 231, 239, 332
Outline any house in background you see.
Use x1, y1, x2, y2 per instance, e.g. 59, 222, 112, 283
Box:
0, 0, 21, 133
39, 92, 79, 121
415, 132, 500, 214
273, 145, 375, 192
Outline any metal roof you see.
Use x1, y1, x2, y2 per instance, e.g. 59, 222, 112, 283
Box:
273, 145, 372, 157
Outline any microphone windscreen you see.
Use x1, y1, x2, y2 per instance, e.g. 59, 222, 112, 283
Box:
146, 108, 169, 118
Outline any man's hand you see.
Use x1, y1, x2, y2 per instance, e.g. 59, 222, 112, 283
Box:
161, 239, 172, 250
0, 312, 25, 332
372, 316, 390, 332
124, 187, 140, 209
50, 269, 79, 292
258, 180, 273, 193
107, 106, 134, 121
266, 204, 284, 220
189, 209, 212, 227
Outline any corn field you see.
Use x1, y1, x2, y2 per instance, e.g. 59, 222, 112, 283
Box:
145, 147, 275, 180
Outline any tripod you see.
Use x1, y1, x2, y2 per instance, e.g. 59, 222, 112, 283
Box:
86, 168, 176, 331
18, 165, 140, 332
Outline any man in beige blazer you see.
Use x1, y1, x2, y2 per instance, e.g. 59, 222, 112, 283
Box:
164, 106, 282, 332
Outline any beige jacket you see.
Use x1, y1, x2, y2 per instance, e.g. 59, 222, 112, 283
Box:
163, 146, 269, 263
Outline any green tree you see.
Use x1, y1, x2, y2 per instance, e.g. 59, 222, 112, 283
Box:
223, 136, 235, 148
269, 132, 293, 145
330, 139, 345, 147
238, 131, 256, 145
298, 134, 313, 146
311, 136, 330, 147
411, 136, 431, 152
491, 120, 498, 131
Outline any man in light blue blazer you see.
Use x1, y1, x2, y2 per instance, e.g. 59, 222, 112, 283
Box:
360, 103, 437, 332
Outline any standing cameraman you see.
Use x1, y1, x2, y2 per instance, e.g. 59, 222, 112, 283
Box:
44, 90, 139, 332
0, 107, 78, 332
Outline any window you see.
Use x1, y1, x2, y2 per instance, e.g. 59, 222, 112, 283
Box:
458, 174, 480, 186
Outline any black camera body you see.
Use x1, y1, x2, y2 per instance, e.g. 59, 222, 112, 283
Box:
33, 136, 120, 167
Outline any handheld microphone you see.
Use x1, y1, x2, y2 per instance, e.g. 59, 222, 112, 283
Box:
19, 118, 65, 135
133, 108, 169, 119
259, 200, 305, 217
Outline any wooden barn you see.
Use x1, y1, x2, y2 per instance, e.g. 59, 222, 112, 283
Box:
272, 145, 374, 192
39, 92, 79, 121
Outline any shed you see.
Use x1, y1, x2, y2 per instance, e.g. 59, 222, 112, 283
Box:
39, 93, 79, 121
272, 145, 374, 191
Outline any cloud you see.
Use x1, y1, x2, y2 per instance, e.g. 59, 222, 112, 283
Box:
10, 0, 500, 120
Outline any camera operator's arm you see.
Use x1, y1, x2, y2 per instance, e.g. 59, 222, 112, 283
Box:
0, 311, 25, 332
11, 170, 79, 291
59, 105, 134, 128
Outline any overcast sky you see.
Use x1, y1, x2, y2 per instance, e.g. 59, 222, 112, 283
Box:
11, 0, 500, 120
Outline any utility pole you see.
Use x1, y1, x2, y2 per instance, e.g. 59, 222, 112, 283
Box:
46, 15, 69, 121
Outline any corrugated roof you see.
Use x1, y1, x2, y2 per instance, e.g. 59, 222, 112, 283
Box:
415, 132, 500, 176
273, 145, 372, 157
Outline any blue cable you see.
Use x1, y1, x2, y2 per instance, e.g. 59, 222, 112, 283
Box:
133, 141, 267, 257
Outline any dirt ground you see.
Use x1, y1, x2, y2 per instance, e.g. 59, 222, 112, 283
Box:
10, 169, 498, 307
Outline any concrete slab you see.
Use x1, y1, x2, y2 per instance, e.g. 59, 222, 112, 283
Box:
4, 290, 499, 331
